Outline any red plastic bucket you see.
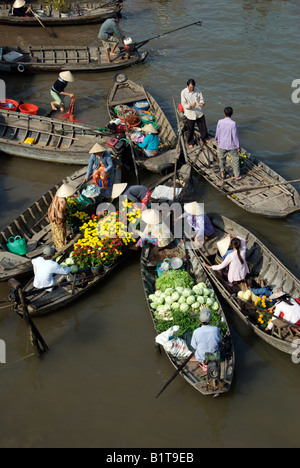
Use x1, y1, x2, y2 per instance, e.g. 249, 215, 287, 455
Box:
19, 103, 39, 115
0, 99, 19, 111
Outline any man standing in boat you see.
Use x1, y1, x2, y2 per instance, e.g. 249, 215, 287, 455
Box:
98, 12, 126, 63
215, 106, 243, 181
181, 79, 210, 148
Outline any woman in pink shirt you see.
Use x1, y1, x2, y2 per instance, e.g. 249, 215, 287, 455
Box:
204, 236, 249, 285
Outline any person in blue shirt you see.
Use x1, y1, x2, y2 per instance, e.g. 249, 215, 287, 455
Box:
138, 123, 160, 157
190, 307, 222, 372
84, 143, 114, 189
98, 12, 125, 63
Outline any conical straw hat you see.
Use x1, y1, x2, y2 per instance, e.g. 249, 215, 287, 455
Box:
89, 143, 106, 154
59, 71, 75, 82
184, 201, 203, 216
111, 183, 127, 200
56, 183, 77, 198
142, 209, 161, 225
143, 123, 158, 134
217, 236, 231, 258
269, 286, 286, 301
13, 0, 26, 8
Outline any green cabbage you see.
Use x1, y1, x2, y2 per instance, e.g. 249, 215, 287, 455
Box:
155, 270, 195, 293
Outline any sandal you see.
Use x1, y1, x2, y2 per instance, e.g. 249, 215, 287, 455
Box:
234, 175, 245, 181
199, 362, 208, 372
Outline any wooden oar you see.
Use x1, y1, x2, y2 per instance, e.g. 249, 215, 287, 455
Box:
155, 351, 195, 399
28, 7, 57, 38
226, 178, 300, 196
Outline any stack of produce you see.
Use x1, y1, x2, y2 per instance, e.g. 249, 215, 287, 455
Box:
150, 269, 227, 337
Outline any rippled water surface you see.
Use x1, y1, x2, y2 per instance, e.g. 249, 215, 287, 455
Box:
0, 0, 299, 448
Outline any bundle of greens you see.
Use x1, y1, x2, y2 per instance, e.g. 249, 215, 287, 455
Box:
155, 270, 194, 293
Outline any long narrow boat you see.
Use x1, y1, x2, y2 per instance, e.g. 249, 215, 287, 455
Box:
107, 74, 179, 174
198, 212, 300, 355
0, 45, 148, 74
0, 158, 122, 282
177, 113, 300, 218
0, 1, 123, 26
9, 166, 190, 316
141, 239, 235, 397
0, 110, 114, 164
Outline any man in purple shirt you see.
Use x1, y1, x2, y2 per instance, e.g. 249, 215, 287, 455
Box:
215, 107, 243, 181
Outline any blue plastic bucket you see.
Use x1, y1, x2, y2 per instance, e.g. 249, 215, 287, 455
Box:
133, 100, 150, 114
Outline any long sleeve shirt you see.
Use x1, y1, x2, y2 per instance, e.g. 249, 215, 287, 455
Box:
215, 117, 240, 150
181, 213, 214, 238
181, 86, 205, 120
98, 18, 125, 41
85, 152, 114, 179
191, 325, 222, 362
32, 257, 70, 290
211, 236, 249, 283
138, 133, 159, 151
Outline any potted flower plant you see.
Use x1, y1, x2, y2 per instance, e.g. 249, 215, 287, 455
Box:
46, 0, 73, 16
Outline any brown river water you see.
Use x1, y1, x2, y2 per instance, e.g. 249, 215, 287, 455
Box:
0, 0, 299, 449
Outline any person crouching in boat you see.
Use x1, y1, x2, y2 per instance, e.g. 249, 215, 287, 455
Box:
204, 235, 249, 286
50, 71, 75, 113
84, 143, 114, 195
190, 308, 222, 372
137, 124, 160, 158
12, 0, 33, 16
177, 201, 214, 248
110, 183, 151, 211
32, 245, 73, 292
48, 183, 77, 250
265, 287, 300, 333
135, 209, 174, 249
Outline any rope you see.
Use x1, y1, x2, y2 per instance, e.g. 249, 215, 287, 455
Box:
0, 353, 37, 371
0, 304, 11, 310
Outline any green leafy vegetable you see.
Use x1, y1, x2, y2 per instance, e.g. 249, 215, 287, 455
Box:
155, 270, 195, 293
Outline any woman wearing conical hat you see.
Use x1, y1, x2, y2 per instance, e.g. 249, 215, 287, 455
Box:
50, 71, 75, 112
137, 123, 160, 158
84, 143, 114, 195
136, 209, 174, 249
177, 201, 214, 248
48, 183, 77, 250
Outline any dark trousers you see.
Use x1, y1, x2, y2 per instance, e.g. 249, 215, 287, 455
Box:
186, 115, 209, 145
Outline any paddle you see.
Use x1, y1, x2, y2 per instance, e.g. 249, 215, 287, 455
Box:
226, 178, 300, 196
28, 7, 57, 38
134, 20, 202, 51
155, 351, 195, 399
121, 113, 140, 185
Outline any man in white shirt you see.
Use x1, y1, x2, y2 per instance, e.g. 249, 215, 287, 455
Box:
32, 246, 72, 291
181, 79, 210, 148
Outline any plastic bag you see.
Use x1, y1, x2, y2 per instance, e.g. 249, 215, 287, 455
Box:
6, 236, 28, 256
155, 326, 191, 358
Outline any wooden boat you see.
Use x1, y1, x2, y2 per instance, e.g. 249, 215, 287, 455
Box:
107, 74, 180, 174
198, 212, 300, 355
177, 113, 300, 218
148, 164, 191, 205
9, 165, 188, 315
0, 110, 114, 165
141, 239, 235, 396
0, 45, 148, 74
0, 158, 122, 282
0, 1, 123, 26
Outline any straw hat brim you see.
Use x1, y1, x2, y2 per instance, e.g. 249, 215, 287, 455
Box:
13, 0, 25, 8
269, 288, 286, 301
143, 123, 158, 134
184, 202, 203, 216
141, 209, 161, 225
59, 71, 75, 82
56, 183, 77, 198
89, 143, 106, 154
217, 236, 231, 258
111, 183, 128, 200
